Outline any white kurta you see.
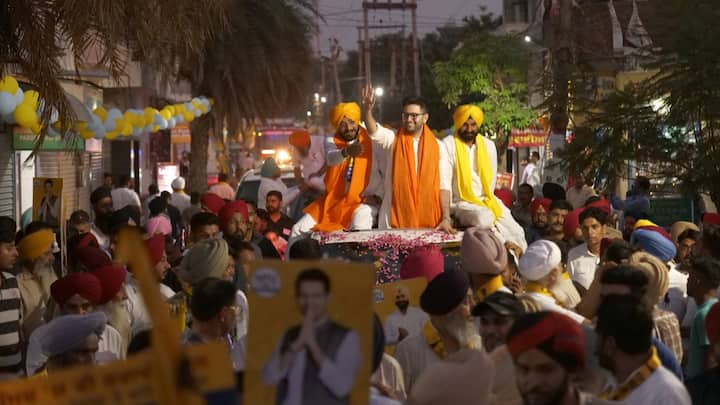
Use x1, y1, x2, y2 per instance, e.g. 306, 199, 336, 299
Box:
383, 306, 429, 346
111, 187, 141, 211
292, 135, 327, 192
622, 365, 691, 405
567, 243, 600, 290
392, 333, 439, 392
170, 192, 191, 214
290, 135, 385, 238
372, 353, 407, 401
368, 125, 444, 229
525, 292, 587, 324
440, 136, 527, 250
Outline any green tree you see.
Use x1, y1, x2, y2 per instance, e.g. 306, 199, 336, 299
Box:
433, 31, 535, 147
179, 0, 316, 192
557, 0, 720, 204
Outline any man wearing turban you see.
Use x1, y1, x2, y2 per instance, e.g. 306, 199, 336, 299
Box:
440, 104, 527, 249
360, 85, 446, 230
291, 102, 383, 237
288, 129, 327, 204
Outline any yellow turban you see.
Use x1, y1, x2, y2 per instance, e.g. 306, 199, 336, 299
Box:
329, 102, 361, 129
289, 130, 311, 149
453, 104, 484, 131
18, 229, 55, 262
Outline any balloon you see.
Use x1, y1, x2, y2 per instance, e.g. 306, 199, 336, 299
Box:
159, 108, 172, 121
21, 90, 40, 108
75, 122, 92, 140
144, 124, 153, 133
175, 114, 184, 124
208, 98, 214, 106
191, 101, 203, 117
120, 121, 133, 136
0, 92, 17, 115
93, 106, 108, 122
107, 108, 122, 120
14, 103, 39, 129
13, 88, 23, 106
132, 127, 142, 137
166, 105, 176, 116
0, 76, 19, 95
49, 108, 59, 124
167, 117, 176, 128
30, 122, 42, 134
182, 111, 194, 122
105, 131, 118, 140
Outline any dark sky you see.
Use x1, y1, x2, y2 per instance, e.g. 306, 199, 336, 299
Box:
316, 0, 503, 57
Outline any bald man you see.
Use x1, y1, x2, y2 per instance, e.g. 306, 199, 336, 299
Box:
383, 284, 429, 345
440, 105, 527, 250
291, 102, 384, 238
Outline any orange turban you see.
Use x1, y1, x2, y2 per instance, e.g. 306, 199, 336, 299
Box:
329, 102, 361, 129
289, 130, 311, 149
18, 229, 55, 262
453, 104, 484, 131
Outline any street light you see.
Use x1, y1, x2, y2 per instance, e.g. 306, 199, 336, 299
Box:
306, 111, 312, 117
374, 87, 385, 122
320, 96, 327, 104
524, 35, 532, 43
375, 87, 385, 97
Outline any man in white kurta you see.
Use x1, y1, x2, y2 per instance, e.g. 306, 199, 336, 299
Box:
361, 86, 447, 230
383, 285, 429, 345
440, 105, 527, 250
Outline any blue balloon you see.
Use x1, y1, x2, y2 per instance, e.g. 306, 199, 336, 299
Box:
0, 92, 17, 116
2, 112, 16, 124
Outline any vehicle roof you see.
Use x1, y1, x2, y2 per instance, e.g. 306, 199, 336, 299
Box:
239, 168, 295, 183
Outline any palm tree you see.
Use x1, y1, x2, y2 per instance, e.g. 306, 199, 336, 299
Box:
0, 0, 229, 145
179, 0, 316, 192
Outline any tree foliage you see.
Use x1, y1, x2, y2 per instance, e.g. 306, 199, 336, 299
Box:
0, 0, 229, 145
557, 0, 720, 203
433, 31, 535, 143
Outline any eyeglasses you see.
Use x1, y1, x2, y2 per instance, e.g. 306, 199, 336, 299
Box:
401, 112, 426, 120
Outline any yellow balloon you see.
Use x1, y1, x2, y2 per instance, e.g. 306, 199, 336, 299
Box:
105, 131, 118, 140
166, 105, 176, 116
208, 98, 215, 106
152, 125, 160, 132
30, 122, 43, 134
94, 106, 108, 122
121, 121, 133, 136
192, 100, 202, 112
75, 122, 93, 140
13, 104, 39, 129
21, 90, 40, 108
0, 76, 19, 94
182, 111, 194, 122
160, 108, 172, 120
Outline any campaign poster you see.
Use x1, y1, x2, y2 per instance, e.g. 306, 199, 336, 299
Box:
33, 177, 63, 227
373, 277, 429, 349
245, 260, 375, 405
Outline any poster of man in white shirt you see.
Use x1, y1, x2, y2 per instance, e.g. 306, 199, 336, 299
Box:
249, 261, 374, 405
376, 282, 429, 345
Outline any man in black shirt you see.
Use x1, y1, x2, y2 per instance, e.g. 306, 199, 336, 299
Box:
265, 191, 295, 241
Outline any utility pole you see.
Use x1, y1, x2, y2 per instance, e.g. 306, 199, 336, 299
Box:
357, 27, 364, 99
389, 43, 397, 95
549, 0, 572, 135
362, 1, 419, 94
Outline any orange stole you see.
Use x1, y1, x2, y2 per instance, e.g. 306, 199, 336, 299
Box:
304, 128, 373, 231
390, 125, 442, 228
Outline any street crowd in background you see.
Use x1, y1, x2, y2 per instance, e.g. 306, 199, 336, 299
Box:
1, 87, 720, 405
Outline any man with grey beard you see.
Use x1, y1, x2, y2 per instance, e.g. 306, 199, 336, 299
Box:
393, 269, 480, 392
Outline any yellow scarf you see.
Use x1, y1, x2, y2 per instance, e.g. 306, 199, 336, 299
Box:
475, 275, 504, 302
525, 281, 563, 306
423, 320, 448, 359
601, 347, 661, 400
453, 135, 503, 222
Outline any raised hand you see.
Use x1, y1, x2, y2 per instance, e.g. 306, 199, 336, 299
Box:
361, 84, 376, 112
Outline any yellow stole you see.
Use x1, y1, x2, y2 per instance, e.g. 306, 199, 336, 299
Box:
600, 347, 661, 401
453, 135, 503, 222
423, 321, 448, 359
525, 281, 563, 306
475, 275, 504, 302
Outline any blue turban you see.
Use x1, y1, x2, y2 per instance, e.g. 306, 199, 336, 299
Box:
631, 228, 677, 262
261, 158, 279, 178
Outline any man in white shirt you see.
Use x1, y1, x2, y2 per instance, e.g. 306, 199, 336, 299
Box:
567, 181, 597, 210
439, 104, 526, 249
520, 151, 541, 190
169, 177, 191, 214
290, 102, 384, 238
111, 175, 142, 212
383, 284, 429, 345
208, 172, 236, 200
518, 240, 588, 324
361, 86, 447, 230
595, 295, 691, 405
262, 268, 361, 405
257, 157, 300, 211
289, 129, 326, 196
567, 207, 607, 292
89, 186, 114, 253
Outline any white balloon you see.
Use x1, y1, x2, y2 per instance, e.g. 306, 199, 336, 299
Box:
144, 124, 153, 133
176, 114, 184, 124
0, 92, 17, 115
167, 117, 177, 128
132, 127, 142, 137
13, 88, 24, 106
107, 108, 122, 120
2, 112, 16, 124
47, 126, 61, 138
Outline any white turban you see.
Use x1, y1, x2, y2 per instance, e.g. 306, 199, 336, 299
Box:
40, 312, 107, 358
518, 240, 561, 281
171, 177, 186, 190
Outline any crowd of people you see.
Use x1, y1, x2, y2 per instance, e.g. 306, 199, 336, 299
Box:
0, 86, 719, 405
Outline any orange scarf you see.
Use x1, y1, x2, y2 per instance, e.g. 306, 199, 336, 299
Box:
304, 128, 373, 232
390, 125, 441, 228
